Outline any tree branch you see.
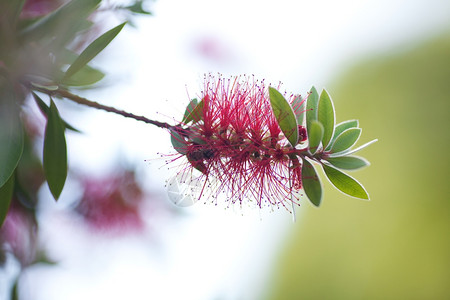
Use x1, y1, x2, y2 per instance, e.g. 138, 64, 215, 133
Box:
29, 84, 176, 131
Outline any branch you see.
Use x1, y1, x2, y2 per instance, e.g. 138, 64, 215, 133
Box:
29, 84, 176, 131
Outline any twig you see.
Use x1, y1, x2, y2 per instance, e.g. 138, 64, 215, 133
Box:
29, 84, 175, 131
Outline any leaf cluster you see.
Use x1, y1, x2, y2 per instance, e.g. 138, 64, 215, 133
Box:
268, 86, 377, 207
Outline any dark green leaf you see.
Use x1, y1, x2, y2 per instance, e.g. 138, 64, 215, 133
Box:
322, 164, 369, 199
308, 120, 323, 155
325, 156, 370, 170
306, 86, 319, 141
183, 98, 204, 124
64, 22, 126, 79
317, 89, 335, 149
330, 128, 361, 154
32, 92, 81, 132
0, 174, 14, 227
125, 1, 152, 15
291, 95, 305, 126
60, 65, 105, 86
11, 273, 19, 300
326, 119, 359, 150
170, 131, 188, 155
0, 87, 24, 187
301, 158, 322, 207
269, 87, 298, 147
43, 100, 67, 200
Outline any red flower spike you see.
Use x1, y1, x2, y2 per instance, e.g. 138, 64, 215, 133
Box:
75, 170, 145, 234
168, 74, 308, 212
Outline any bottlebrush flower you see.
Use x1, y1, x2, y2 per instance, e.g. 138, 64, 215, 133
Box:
74, 170, 145, 234
167, 75, 307, 211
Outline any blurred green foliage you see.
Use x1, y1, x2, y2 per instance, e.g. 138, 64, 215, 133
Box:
266, 32, 450, 299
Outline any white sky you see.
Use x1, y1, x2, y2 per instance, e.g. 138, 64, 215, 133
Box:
6, 0, 450, 299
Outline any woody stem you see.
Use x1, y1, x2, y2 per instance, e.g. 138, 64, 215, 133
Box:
28, 84, 175, 130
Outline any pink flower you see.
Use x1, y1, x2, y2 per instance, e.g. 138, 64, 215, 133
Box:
74, 170, 145, 234
0, 201, 38, 267
21, 0, 62, 18
168, 75, 307, 211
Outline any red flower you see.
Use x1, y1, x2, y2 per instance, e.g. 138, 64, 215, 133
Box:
168, 75, 307, 211
75, 170, 145, 234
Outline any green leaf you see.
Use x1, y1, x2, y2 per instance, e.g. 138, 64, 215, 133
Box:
182, 98, 197, 123
125, 1, 152, 15
0, 174, 14, 227
20, 0, 100, 43
43, 100, 67, 200
64, 22, 126, 80
11, 275, 19, 300
30, 82, 59, 91
330, 128, 362, 154
183, 98, 204, 124
317, 89, 335, 149
322, 164, 369, 199
0, 87, 24, 188
291, 95, 305, 126
60, 65, 105, 86
32, 92, 81, 132
269, 87, 298, 147
306, 86, 319, 141
330, 139, 378, 157
325, 156, 370, 170
326, 119, 359, 150
308, 120, 324, 155
170, 131, 188, 155
301, 158, 322, 207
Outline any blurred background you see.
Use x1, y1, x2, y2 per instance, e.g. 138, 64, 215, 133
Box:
1, 0, 450, 299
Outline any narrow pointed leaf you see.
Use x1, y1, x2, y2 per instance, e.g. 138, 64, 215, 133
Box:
326, 119, 359, 150
0, 87, 24, 187
43, 100, 67, 200
64, 22, 126, 79
306, 86, 319, 141
0, 174, 14, 227
32, 92, 81, 132
317, 89, 335, 149
291, 95, 305, 126
322, 164, 369, 199
269, 87, 298, 146
329, 139, 378, 157
330, 128, 361, 154
60, 65, 105, 86
301, 158, 322, 207
308, 120, 323, 155
325, 156, 370, 170
183, 98, 204, 124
